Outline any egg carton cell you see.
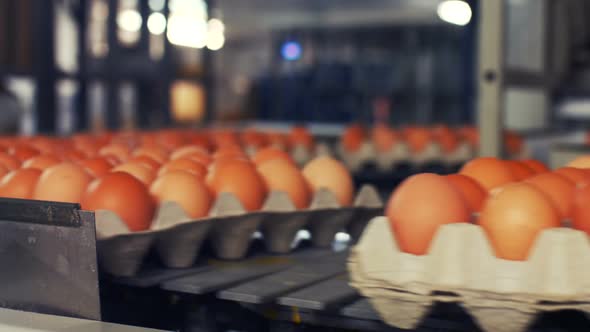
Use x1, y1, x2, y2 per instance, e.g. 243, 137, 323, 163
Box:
349, 216, 590, 332
95, 184, 383, 277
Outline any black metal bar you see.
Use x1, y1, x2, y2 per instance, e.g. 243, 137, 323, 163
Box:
0, 198, 81, 227
33, 0, 56, 134
76, 0, 89, 131
160, 0, 173, 127
0, 209, 100, 320
106, 0, 119, 129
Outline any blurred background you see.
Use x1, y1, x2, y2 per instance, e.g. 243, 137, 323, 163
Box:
1, 0, 590, 161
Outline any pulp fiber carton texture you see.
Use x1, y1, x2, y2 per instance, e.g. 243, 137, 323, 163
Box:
349, 216, 590, 332
95, 185, 382, 277
336, 141, 475, 173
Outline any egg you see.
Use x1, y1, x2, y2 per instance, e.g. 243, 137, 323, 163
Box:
404, 127, 432, 153
288, 126, 314, 149
213, 146, 247, 160
22, 154, 62, 170
432, 126, 459, 153
386, 173, 471, 255
567, 155, 590, 169
170, 145, 209, 161
371, 125, 397, 152
0, 165, 9, 179
241, 129, 269, 148
267, 132, 290, 150
112, 162, 156, 186
128, 155, 161, 170
33, 163, 93, 203
206, 160, 267, 211
504, 131, 524, 156
257, 159, 311, 209
572, 184, 590, 235
61, 149, 87, 162
0, 168, 42, 199
150, 170, 212, 218
341, 125, 366, 152
78, 157, 114, 177
302, 156, 354, 206
158, 158, 207, 178
156, 130, 186, 150
524, 173, 574, 220
506, 160, 535, 180
133, 146, 169, 164
81, 172, 155, 231
553, 167, 590, 186
478, 183, 560, 260
445, 174, 487, 212
520, 159, 549, 174
8, 144, 40, 162
459, 157, 516, 191
252, 147, 295, 166
99, 143, 131, 162
0, 152, 20, 170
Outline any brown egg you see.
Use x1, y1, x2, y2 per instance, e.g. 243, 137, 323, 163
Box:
206, 160, 267, 211
128, 155, 161, 170
78, 157, 114, 177
213, 146, 247, 160
257, 159, 311, 209
0, 168, 42, 199
99, 143, 131, 162
158, 158, 207, 178
33, 163, 93, 203
0, 152, 20, 170
112, 162, 156, 186
8, 144, 41, 162
170, 145, 210, 161
150, 170, 212, 218
23, 154, 62, 171
0, 165, 9, 179
252, 147, 295, 166
61, 149, 87, 162
81, 172, 155, 231
133, 146, 169, 164
302, 156, 354, 206
289, 126, 314, 149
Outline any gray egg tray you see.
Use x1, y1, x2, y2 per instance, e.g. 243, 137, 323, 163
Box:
94, 184, 383, 277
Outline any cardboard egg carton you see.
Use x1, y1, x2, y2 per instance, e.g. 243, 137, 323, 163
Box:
335, 141, 472, 173
95, 184, 382, 277
348, 216, 590, 332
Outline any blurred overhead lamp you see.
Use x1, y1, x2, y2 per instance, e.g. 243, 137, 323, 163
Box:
167, 14, 208, 48
437, 0, 472, 26
117, 9, 142, 32
208, 18, 225, 33
281, 41, 302, 61
147, 12, 167, 35
206, 18, 225, 51
207, 32, 225, 51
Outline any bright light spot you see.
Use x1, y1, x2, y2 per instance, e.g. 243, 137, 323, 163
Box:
207, 31, 225, 51
437, 0, 472, 26
169, 0, 207, 18
147, 12, 166, 35
148, 0, 165, 11
117, 9, 142, 32
208, 18, 225, 33
335, 232, 351, 243
167, 14, 208, 48
281, 41, 302, 61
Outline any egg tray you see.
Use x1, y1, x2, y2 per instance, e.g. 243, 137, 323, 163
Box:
95, 184, 383, 277
348, 216, 590, 332
334, 141, 475, 174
